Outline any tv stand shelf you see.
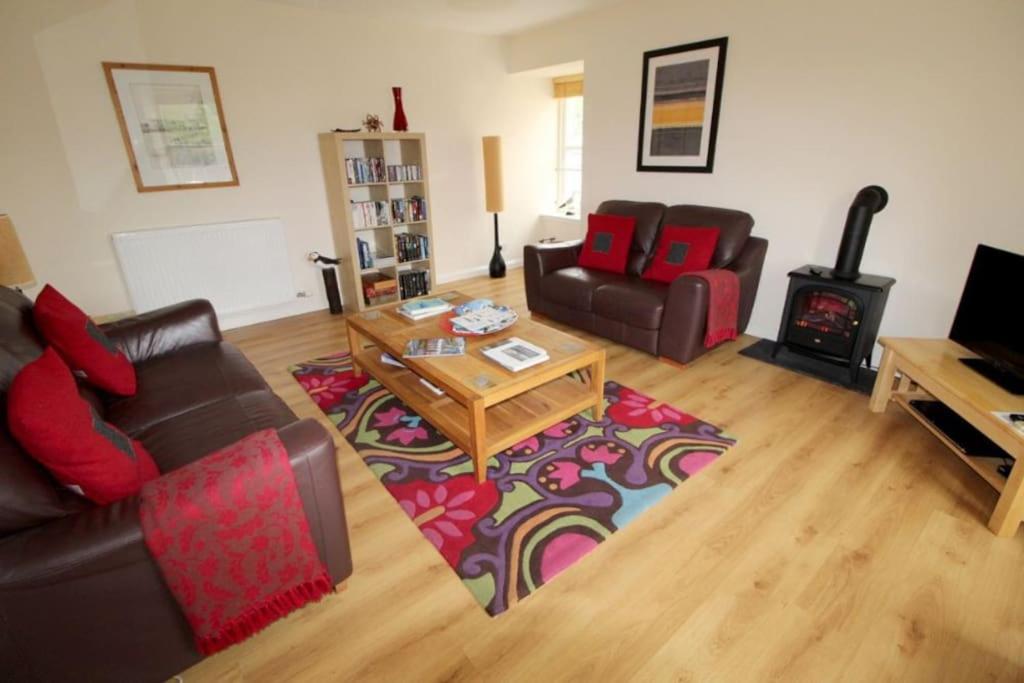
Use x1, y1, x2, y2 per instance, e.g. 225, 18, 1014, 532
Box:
870, 337, 1024, 536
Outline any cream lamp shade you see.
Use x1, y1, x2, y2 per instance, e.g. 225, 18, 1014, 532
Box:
482, 136, 504, 213
0, 215, 36, 289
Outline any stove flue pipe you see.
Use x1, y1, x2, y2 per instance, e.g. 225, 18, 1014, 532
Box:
833, 185, 889, 281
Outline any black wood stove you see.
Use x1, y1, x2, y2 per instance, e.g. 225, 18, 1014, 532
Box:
773, 186, 895, 383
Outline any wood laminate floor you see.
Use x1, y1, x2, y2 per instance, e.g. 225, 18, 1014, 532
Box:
183, 271, 1024, 682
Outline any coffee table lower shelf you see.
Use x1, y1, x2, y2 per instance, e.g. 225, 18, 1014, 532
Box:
353, 349, 601, 481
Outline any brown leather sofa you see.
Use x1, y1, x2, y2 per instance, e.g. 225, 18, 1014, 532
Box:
525, 200, 768, 364
0, 287, 353, 682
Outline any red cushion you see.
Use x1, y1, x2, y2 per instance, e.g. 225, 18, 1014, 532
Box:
642, 225, 721, 283
577, 213, 636, 274
7, 348, 159, 505
33, 284, 136, 395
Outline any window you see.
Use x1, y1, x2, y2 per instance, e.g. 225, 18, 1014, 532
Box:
553, 75, 583, 217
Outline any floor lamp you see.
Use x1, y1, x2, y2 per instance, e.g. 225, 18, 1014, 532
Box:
482, 136, 506, 278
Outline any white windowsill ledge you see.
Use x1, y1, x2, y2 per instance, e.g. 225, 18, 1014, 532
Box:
540, 212, 582, 223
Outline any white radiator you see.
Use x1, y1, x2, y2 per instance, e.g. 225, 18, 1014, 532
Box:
112, 218, 296, 321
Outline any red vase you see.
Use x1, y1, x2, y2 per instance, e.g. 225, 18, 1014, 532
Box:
392, 87, 408, 132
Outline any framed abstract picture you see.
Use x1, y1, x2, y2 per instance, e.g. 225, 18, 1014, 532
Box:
102, 62, 239, 192
636, 37, 728, 173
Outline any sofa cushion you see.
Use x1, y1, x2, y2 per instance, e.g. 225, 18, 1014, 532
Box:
595, 200, 666, 276
662, 205, 754, 268
104, 342, 269, 436
643, 226, 721, 283
577, 213, 635, 274
135, 390, 296, 472
7, 349, 159, 505
32, 285, 136, 396
592, 280, 669, 330
540, 267, 628, 312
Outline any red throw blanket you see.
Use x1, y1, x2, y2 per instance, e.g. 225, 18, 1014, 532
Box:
140, 429, 331, 655
687, 269, 741, 348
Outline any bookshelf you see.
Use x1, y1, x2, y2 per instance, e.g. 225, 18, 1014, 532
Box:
318, 131, 437, 312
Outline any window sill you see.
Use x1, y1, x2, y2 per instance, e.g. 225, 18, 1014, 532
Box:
540, 212, 582, 223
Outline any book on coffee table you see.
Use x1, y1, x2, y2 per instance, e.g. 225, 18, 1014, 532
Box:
481, 337, 549, 372
403, 337, 466, 358
397, 297, 451, 321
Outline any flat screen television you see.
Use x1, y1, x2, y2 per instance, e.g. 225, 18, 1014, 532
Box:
949, 244, 1024, 394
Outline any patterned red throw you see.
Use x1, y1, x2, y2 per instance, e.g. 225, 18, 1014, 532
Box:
687, 269, 741, 348
139, 429, 331, 655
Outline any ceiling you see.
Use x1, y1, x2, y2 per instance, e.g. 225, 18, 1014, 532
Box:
261, 0, 619, 35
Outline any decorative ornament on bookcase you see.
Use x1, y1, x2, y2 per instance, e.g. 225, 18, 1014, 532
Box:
392, 87, 409, 132
362, 114, 382, 133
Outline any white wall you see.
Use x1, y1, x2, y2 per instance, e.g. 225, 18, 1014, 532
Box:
504, 0, 1024, 342
0, 0, 556, 320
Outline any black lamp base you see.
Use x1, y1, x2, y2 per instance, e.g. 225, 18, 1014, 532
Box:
489, 213, 506, 278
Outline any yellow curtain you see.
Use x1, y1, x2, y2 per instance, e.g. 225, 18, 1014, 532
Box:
553, 74, 584, 98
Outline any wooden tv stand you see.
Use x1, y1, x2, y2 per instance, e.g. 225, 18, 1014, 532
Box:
870, 338, 1024, 536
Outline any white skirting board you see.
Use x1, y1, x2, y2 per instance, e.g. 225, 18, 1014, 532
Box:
112, 218, 303, 328
435, 259, 523, 284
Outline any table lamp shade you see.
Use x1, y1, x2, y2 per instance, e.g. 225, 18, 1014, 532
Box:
0, 215, 35, 288
482, 136, 504, 213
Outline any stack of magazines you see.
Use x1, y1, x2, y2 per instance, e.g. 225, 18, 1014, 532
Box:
397, 297, 451, 321
403, 337, 466, 358
481, 337, 549, 372
449, 304, 518, 335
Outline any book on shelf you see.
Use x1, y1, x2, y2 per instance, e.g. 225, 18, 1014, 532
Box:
395, 233, 429, 262
386, 164, 422, 182
345, 157, 386, 184
362, 274, 397, 304
481, 337, 549, 372
398, 269, 430, 299
397, 297, 451, 320
390, 197, 428, 224
350, 200, 389, 229
356, 237, 374, 269
403, 337, 466, 358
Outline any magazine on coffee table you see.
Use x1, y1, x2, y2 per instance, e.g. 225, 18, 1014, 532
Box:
403, 337, 466, 358
481, 337, 549, 372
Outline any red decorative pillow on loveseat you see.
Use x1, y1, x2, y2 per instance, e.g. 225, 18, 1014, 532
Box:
577, 213, 636, 274
642, 225, 721, 283
7, 348, 159, 505
32, 284, 136, 395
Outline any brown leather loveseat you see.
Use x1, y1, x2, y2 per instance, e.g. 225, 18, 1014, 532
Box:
525, 200, 768, 364
0, 287, 352, 682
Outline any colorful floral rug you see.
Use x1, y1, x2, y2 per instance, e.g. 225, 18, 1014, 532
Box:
290, 353, 737, 616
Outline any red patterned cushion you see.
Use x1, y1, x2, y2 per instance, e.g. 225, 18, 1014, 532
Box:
642, 225, 721, 283
33, 284, 136, 395
7, 348, 159, 505
577, 213, 636, 274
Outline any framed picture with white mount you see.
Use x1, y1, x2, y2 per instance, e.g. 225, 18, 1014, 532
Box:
636, 37, 728, 173
102, 62, 239, 192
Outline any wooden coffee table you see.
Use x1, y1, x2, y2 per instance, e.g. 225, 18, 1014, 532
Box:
345, 291, 606, 482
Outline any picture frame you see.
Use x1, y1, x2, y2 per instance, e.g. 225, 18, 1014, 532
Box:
636, 37, 728, 173
102, 62, 239, 192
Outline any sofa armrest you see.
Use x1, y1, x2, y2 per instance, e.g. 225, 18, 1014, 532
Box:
658, 275, 711, 365
726, 236, 768, 333
101, 299, 222, 365
523, 242, 582, 311
278, 419, 353, 585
